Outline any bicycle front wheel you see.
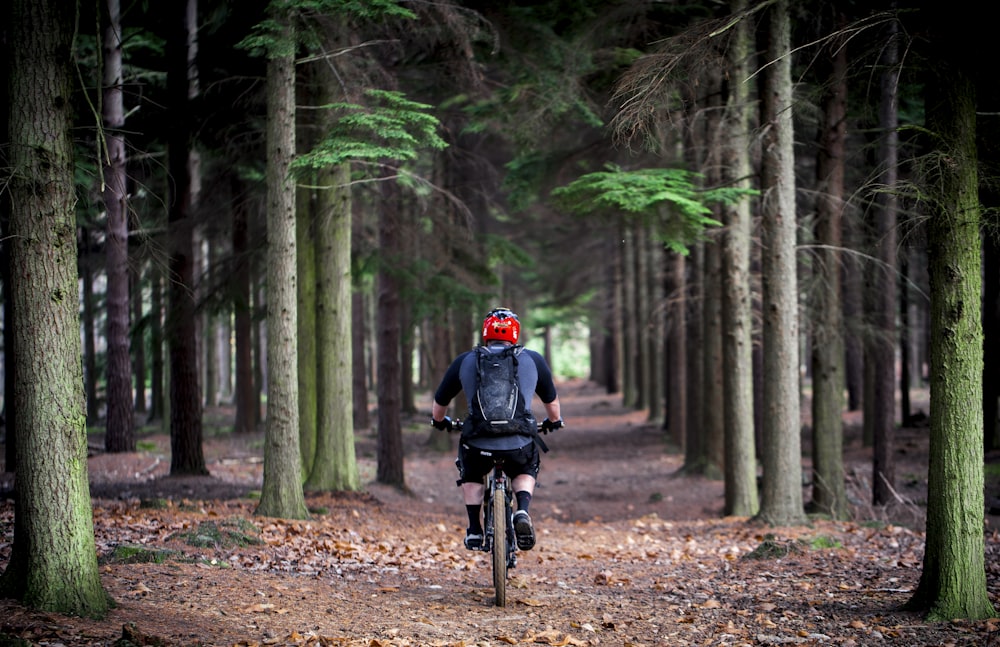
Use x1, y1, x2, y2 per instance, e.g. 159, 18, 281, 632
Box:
491, 488, 508, 606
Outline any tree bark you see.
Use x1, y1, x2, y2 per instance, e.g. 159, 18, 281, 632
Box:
720, 0, 757, 517
80, 229, 100, 424
808, 14, 848, 519
665, 252, 685, 448
232, 177, 256, 435
255, 13, 309, 520
102, 0, 135, 453
352, 291, 370, 430
0, 0, 109, 615
756, 0, 805, 526
131, 258, 146, 414
906, 12, 996, 620
296, 167, 318, 474
871, 18, 899, 506
376, 175, 405, 487
166, 0, 206, 475
307, 159, 359, 491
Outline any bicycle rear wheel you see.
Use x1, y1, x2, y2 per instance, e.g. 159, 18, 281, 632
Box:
491, 488, 508, 606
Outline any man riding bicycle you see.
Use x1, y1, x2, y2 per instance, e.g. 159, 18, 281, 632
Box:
431, 307, 564, 552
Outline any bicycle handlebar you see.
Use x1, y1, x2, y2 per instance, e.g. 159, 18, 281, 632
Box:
430, 417, 563, 433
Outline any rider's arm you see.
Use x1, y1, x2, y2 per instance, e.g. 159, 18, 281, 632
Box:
530, 350, 563, 424
432, 400, 449, 423
432, 352, 466, 424
542, 396, 561, 424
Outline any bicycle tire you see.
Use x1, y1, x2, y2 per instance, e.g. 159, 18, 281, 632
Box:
491, 486, 508, 606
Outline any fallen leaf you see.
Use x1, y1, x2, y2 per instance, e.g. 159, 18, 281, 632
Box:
518, 598, 547, 607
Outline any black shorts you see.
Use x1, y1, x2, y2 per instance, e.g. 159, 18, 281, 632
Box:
456, 441, 540, 485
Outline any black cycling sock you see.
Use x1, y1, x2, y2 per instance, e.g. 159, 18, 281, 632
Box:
515, 490, 532, 514
466, 505, 482, 534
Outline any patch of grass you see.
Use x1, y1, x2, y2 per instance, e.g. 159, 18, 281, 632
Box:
172, 517, 262, 549
805, 534, 843, 550
104, 545, 175, 565
136, 440, 158, 452
139, 498, 170, 510
742, 534, 801, 560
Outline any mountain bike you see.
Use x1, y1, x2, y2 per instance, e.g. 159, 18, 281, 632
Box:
446, 419, 557, 607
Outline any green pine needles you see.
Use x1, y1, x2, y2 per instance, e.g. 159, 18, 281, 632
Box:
294, 89, 446, 171
550, 164, 756, 254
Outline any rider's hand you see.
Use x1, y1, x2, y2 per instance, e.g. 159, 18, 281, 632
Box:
540, 418, 563, 433
431, 416, 453, 431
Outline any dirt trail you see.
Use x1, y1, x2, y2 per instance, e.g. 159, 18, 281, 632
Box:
1, 379, 998, 646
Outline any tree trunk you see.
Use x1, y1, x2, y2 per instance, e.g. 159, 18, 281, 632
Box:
906, 14, 996, 621
80, 229, 100, 424
307, 159, 359, 491
0, 0, 12, 474
756, 0, 805, 526
202, 238, 218, 409
232, 177, 256, 435
702, 72, 724, 478
148, 264, 165, 423
871, 18, 899, 506
720, 0, 757, 517
352, 290, 370, 430
255, 13, 308, 520
102, 0, 134, 453
702, 228, 724, 478
621, 226, 637, 408
808, 15, 848, 519
684, 241, 705, 473
376, 175, 405, 488
602, 238, 620, 395
166, 0, 206, 475
665, 252, 685, 448
131, 258, 146, 414
297, 168, 317, 475
0, 0, 109, 615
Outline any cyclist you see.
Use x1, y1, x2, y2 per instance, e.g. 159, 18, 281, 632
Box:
431, 307, 563, 552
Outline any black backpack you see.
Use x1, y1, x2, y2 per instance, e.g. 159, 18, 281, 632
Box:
468, 345, 532, 436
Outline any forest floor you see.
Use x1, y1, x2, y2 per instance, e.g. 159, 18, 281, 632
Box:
2, 379, 1000, 646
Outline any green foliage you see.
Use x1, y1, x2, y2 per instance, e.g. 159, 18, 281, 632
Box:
806, 535, 843, 550
103, 545, 175, 565
172, 518, 263, 549
550, 164, 756, 254
742, 533, 843, 560
239, 0, 415, 57
295, 0, 415, 20
294, 89, 446, 171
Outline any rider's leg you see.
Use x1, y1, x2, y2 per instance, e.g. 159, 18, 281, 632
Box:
511, 474, 536, 512
462, 481, 485, 505
462, 481, 485, 529
511, 474, 537, 550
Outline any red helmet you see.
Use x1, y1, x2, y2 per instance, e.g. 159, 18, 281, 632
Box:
482, 307, 520, 345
